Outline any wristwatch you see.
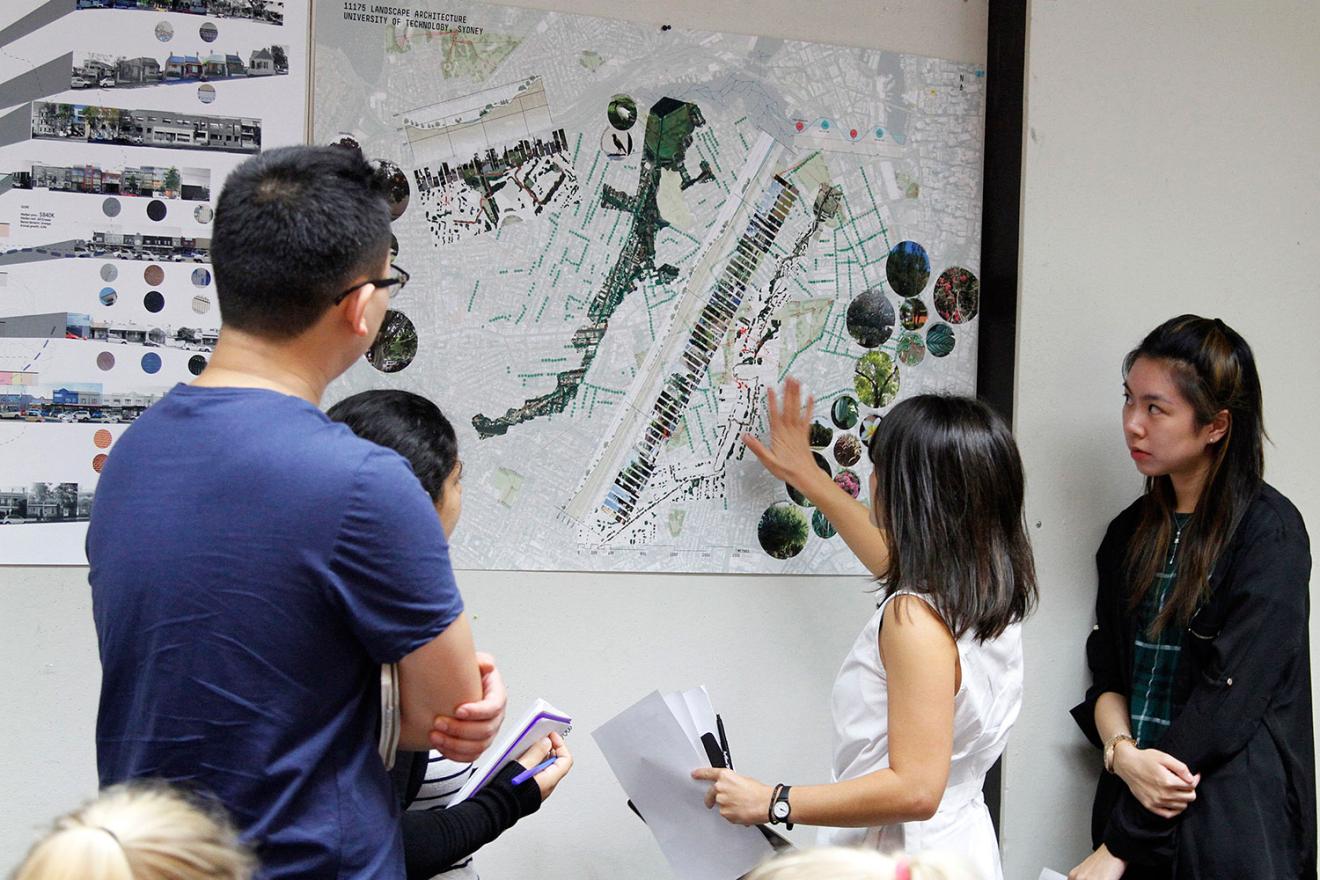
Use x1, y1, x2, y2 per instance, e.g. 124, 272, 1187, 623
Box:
1104, 733, 1136, 774
769, 783, 793, 830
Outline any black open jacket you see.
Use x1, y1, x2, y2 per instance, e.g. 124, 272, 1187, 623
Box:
1072, 483, 1315, 879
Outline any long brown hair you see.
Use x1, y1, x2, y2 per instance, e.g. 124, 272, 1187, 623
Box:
869, 395, 1037, 641
1123, 315, 1265, 632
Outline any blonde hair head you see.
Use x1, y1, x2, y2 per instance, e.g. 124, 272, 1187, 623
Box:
746, 846, 980, 880
13, 783, 255, 880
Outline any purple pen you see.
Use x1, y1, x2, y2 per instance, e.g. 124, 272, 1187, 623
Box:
511, 755, 557, 786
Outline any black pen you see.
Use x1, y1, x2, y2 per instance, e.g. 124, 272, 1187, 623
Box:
716, 713, 733, 771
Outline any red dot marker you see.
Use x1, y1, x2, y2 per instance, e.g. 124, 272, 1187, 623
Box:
849, 128, 858, 139
795, 120, 804, 131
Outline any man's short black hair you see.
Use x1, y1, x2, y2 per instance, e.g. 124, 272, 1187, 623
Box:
326, 390, 458, 502
210, 145, 392, 339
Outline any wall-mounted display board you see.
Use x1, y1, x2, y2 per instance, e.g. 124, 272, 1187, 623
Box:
313, 0, 987, 573
0, 0, 308, 564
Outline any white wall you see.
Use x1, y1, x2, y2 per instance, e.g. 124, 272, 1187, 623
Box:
16, 3, 1317, 879
0, 1, 988, 876
1001, 1, 1320, 877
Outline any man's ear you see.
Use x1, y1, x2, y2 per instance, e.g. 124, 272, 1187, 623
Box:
343, 283, 377, 337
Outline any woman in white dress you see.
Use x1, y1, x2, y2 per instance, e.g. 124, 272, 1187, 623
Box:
694, 381, 1036, 880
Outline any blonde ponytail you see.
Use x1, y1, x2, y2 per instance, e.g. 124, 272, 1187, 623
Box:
13, 783, 255, 880
746, 846, 981, 880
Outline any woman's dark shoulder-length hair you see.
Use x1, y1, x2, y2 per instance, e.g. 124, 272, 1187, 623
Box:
326, 389, 457, 503
869, 394, 1037, 642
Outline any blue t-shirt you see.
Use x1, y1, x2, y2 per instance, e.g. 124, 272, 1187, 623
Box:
88, 384, 464, 880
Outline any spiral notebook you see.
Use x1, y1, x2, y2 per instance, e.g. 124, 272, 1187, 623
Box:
446, 697, 572, 805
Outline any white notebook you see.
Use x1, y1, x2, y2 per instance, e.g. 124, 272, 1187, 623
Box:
446, 697, 572, 805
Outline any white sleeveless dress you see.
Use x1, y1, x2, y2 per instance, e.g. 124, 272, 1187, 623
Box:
817, 590, 1023, 880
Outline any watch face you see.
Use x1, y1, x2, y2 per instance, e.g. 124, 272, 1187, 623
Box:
772, 800, 790, 820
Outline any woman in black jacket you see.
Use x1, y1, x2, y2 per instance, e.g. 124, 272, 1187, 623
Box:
1069, 315, 1314, 880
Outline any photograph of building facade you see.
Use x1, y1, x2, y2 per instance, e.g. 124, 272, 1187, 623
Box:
7, 163, 209, 200
32, 102, 261, 154
73, 0, 284, 24
0, 483, 93, 524
0, 312, 217, 352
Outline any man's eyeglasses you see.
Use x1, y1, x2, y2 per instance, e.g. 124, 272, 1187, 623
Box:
333, 263, 410, 305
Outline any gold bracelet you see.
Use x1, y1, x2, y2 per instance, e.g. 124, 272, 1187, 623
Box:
1104, 733, 1136, 774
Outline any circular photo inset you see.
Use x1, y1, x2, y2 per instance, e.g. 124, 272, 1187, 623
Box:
144, 291, 165, 313
193, 204, 214, 224
854, 351, 900, 408
933, 266, 979, 324
757, 501, 810, 560
197, 84, 216, 104
885, 240, 931, 299
834, 469, 861, 498
372, 159, 410, 220
811, 508, 837, 539
191, 267, 211, 287
96, 351, 115, 371
900, 298, 928, 331
155, 21, 173, 42
191, 294, 211, 314
845, 286, 895, 349
93, 429, 113, 449
808, 420, 833, 448
927, 322, 956, 357
896, 331, 926, 367
141, 352, 162, 375
831, 395, 859, 430
330, 134, 361, 152
188, 354, 207, 376
92, 453, 108, 473
99, 287, 117, 306
102, 197, 121, 218
607, 94, 639, 131
100, 264, 118, 282
144, 264, 164, 286
366, 309, 418, 373
833, 432, 863, 467
199, 22, 218, 42
146, 199, 167, 221
600, 127, 634, 161
786, 452, 832, 508
859, 413, 882, 446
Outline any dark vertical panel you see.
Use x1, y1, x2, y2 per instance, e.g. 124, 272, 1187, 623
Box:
978, 0, 1027, 424
979, 0, 1027, 836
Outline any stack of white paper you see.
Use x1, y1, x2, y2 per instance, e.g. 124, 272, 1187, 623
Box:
593, 688, 774, 880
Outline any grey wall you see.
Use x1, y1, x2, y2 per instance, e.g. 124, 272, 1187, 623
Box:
1001, 1, 1320, 876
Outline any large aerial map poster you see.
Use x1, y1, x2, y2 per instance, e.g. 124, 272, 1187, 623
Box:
314, 0, 986, 573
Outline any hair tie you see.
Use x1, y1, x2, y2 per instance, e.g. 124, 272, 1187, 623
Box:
894, 855, 911, 880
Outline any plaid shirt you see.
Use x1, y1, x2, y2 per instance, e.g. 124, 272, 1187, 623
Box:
1130, 514, 1190, 748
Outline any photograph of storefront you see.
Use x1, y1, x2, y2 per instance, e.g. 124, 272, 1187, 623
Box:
7, 163, 210, 200
87, 231, 211, 260
32, 102, 261, 154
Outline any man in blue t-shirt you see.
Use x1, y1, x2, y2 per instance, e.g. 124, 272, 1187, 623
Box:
88, 145, 505, 879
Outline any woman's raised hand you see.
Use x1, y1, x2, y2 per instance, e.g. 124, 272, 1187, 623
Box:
743, 377, 827, 496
